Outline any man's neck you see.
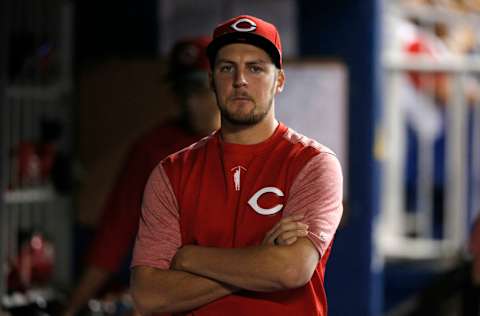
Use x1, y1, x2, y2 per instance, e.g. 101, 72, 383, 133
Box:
221, 116, 279, 145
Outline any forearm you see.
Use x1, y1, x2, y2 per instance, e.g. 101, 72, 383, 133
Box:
172, 238, 318, 292
130, 266, 237, 315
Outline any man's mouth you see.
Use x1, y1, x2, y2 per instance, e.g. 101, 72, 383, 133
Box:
230, 95, 252, 102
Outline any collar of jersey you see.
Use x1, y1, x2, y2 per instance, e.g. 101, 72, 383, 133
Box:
218, 122, 287, 157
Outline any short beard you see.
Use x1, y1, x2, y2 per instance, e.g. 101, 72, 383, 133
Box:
218, 96, 273, 126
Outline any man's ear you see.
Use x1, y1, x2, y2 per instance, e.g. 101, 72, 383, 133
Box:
276, 69, 285, 93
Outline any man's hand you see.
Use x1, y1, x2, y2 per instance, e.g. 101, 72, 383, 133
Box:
262, 214, 309, 246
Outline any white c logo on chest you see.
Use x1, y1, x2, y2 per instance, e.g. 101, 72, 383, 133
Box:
248, 187, 284, 215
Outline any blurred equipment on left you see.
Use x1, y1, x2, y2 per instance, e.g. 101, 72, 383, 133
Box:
1, 0, 75, 315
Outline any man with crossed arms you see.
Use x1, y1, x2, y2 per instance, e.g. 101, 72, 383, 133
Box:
130, 14, 343, 315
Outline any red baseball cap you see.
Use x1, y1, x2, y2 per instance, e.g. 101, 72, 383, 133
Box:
207, 15, 283, 68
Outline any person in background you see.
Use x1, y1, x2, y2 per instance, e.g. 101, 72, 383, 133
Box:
130, 15, 343, 315
61, 36, 220, 316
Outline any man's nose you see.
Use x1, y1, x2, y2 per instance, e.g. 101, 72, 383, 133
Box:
233, 69, 248, 88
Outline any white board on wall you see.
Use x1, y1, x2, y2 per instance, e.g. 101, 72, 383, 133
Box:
276, 61, 348, 191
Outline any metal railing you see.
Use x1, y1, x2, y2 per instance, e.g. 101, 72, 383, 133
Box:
377, 53, 480, 260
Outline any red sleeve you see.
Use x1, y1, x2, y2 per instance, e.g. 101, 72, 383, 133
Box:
86, 144, 159, 272
131, 164, 181, 270
282, 152, 343, 256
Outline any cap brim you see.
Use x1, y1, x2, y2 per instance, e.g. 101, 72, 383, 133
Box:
206, 32, 281, 69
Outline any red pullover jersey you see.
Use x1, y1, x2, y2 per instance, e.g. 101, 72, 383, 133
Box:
132, 122, 343, 315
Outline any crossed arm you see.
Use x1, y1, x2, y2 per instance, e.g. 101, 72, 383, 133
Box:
130, 216, 315, 315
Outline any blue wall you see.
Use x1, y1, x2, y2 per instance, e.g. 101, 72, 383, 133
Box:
298, 1, 382, 315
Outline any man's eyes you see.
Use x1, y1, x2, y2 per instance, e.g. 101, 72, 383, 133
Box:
217, 64, 265, 73
219, 65, 233, 72
249, 65, 264, 73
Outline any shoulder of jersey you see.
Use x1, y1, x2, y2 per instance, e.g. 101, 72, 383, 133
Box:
162, 132, 215, 164
283, 126, 336, 156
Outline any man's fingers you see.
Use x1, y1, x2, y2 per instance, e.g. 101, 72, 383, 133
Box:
275, 229, 309, 246
269, 222, 308, 244
263, 231, 276, 245
288, 214, 305, 221
275, 221, 308, 234
270, 214, 305, 232
263, 225, 281, 244
283, 236, 298, 245
262, 214, 307, 245
263, 215, 305, 243
278, 229, 308, 241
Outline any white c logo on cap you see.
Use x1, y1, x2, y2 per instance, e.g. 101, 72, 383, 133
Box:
230, 18, 257, 32
248, 187, 284, 215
